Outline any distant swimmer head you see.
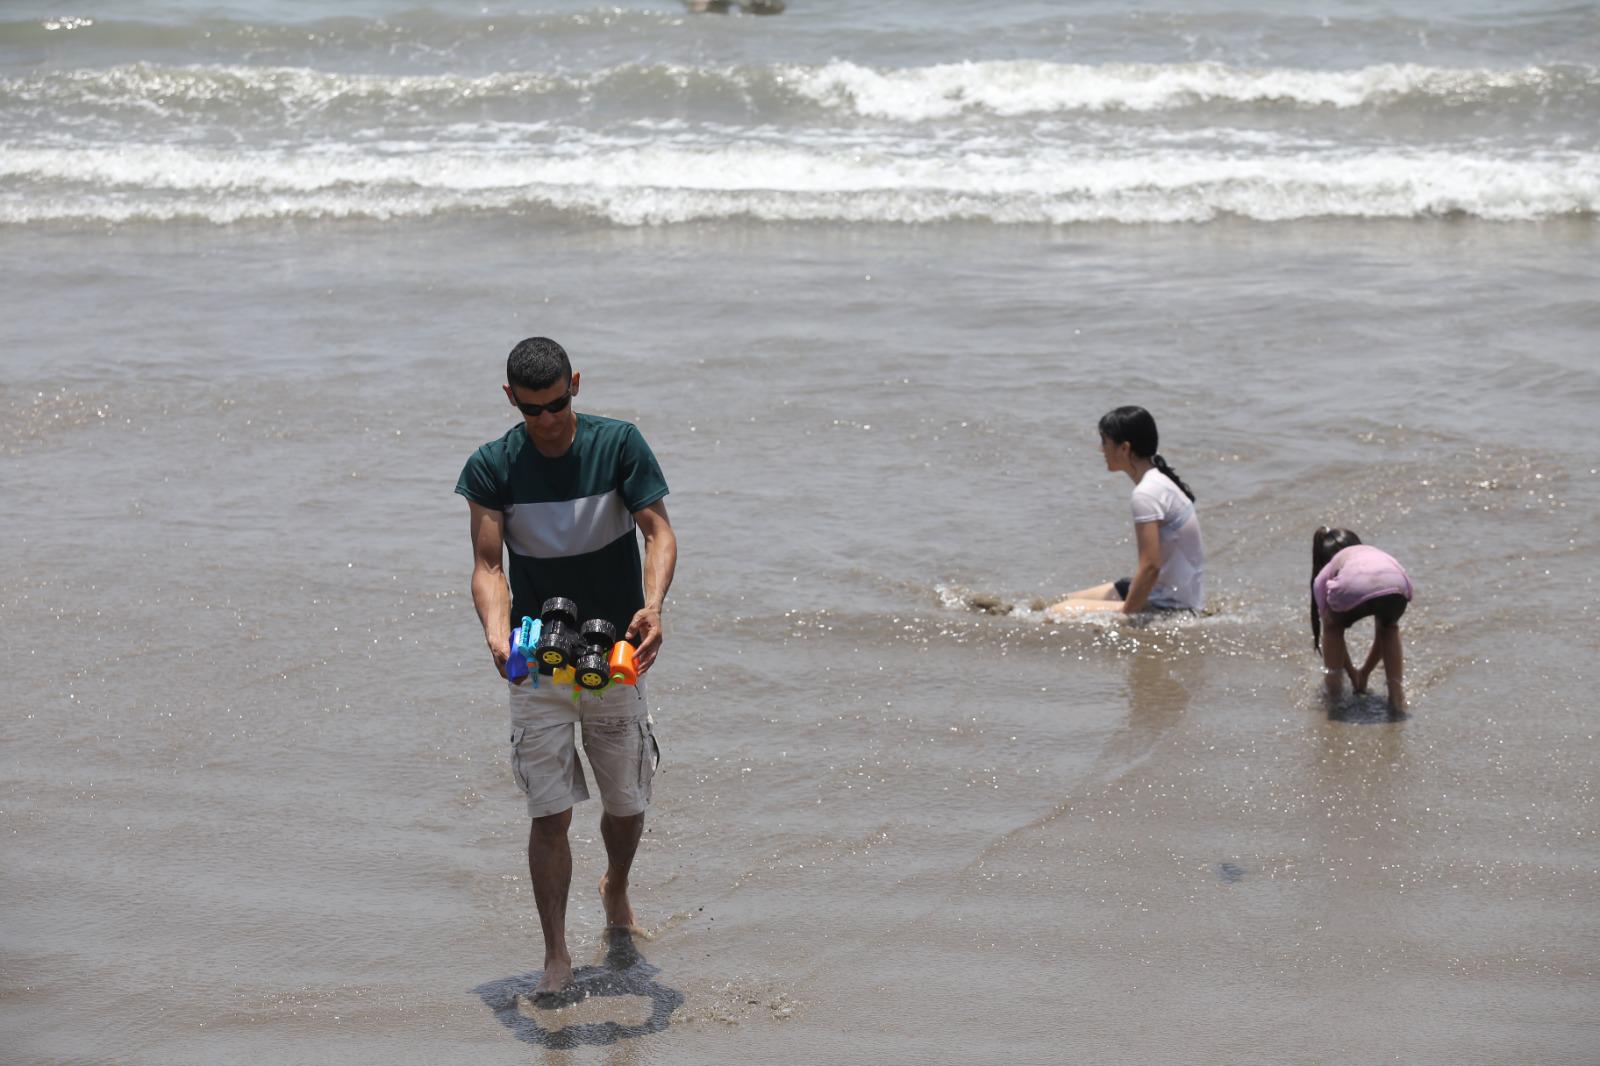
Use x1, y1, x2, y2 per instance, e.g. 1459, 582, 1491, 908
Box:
1096, 405, 1194, 501
685, 0, 785, 12
1309, 526, 1362, 650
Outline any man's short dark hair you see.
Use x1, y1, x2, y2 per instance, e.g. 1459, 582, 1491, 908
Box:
507, 337, 572, 391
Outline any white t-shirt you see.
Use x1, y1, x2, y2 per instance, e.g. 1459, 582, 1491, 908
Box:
1129, 468, 1205, 610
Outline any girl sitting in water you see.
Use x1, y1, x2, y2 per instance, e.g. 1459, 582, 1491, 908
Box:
1048, 406, 1205, 617
1311, 527, 1414, 713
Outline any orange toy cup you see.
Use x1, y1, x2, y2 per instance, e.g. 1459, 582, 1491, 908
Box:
608, 640, 639, 686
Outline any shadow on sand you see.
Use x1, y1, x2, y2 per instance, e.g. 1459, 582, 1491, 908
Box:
473, 929, 684, 1049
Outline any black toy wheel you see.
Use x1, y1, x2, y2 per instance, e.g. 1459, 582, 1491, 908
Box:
540, 597, 579, 628
574, 653, 610, 690
536, 621, 574, 668
580, 618, 617, 648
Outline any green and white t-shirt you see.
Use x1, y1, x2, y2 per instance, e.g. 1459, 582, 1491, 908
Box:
455, 414, 669, 635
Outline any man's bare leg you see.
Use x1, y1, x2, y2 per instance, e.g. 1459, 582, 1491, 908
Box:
598, 811, 644, 929
528, 808, 574, 994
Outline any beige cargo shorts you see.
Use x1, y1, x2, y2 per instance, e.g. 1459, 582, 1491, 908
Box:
506, 674, 659, 820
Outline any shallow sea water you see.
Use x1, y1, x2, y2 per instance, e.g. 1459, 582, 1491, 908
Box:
4, 216, 1597, 1064
3, 1, 1599, 1062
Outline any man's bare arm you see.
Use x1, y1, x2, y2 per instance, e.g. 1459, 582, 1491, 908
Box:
468, 500, 513, 677
627, 500, 677, 674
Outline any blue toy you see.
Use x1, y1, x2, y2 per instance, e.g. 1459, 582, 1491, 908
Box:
506, 616, 542, 683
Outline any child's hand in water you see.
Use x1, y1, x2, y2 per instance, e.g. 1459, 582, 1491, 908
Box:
1351, 663, 1371, 694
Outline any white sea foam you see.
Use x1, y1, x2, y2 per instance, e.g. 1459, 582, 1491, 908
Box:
2, 141, 1594, 225
0, 63, 574, 113
2, 59, 1590, 119
783, 59, 1579, 118
0, 62, 767, 113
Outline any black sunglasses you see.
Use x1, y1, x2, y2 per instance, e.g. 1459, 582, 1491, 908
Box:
511, 388, 572, 417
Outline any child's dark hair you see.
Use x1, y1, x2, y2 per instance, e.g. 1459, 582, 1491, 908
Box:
1310, 526, 1363, 651
1097, 405, 1194, 501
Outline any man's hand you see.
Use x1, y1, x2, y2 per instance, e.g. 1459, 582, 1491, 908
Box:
625, 606, 663, 674
487, 628, 517, 682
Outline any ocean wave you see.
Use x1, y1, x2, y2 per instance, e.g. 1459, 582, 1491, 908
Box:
0, 9, 690, 50
791, 59, 1599, 119
0, 63, 609, 113
3, 59, 1595, 123
6, 8, 1595, 65
3, 142, 1594, 225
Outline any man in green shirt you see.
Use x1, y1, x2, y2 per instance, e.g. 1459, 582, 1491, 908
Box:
457, 336, 677, 998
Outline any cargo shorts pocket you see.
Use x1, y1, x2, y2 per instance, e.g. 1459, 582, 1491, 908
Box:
639, 718, 660, 789
510, 724, 529, 792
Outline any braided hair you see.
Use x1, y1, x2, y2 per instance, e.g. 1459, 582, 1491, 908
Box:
1310, 526, 1363, 652
1097, 406, 1195, 501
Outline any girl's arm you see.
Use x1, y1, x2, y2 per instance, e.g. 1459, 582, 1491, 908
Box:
1049, 522, 1163, 615
1353, 635, 1382, 692
1119, 521, 1163, 614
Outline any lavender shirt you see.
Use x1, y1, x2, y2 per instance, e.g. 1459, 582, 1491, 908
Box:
1313, 545, 1414, 617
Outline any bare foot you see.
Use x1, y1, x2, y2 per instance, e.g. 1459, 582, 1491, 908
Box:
599, 871, 636, 930
535, 956, 574, 996
968, 592, 1011, 615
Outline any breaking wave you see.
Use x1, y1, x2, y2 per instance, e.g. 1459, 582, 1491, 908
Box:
2, 59, 1596, 122
789, 59, 1598, 119
3, 141, 1595, 225
4, 52, 1595, 227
